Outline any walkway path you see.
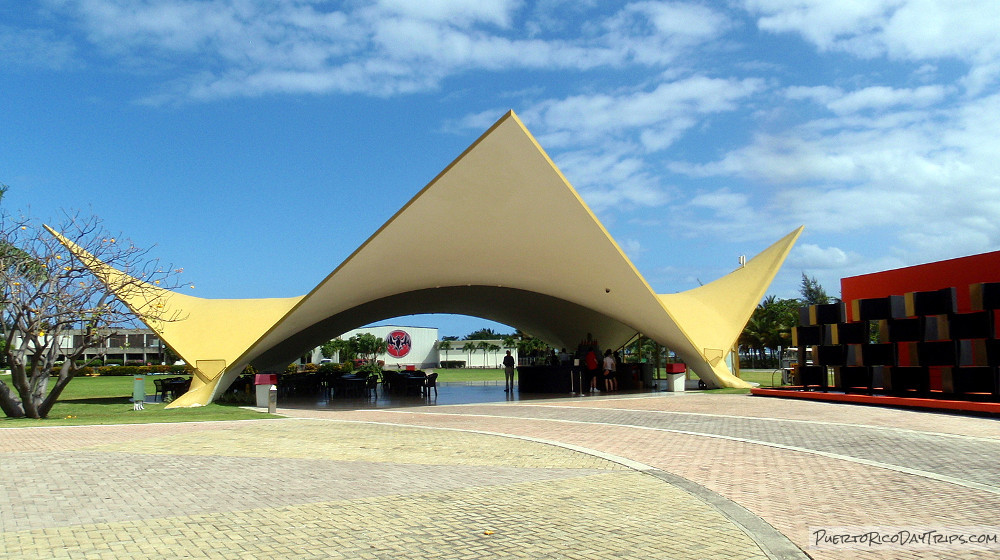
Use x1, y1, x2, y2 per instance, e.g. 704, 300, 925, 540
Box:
3, 392, 999, 558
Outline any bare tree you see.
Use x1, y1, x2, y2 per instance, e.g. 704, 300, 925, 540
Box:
0, 210, 181, 418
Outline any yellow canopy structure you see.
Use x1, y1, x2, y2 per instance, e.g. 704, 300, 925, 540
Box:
50, 111, 801, 406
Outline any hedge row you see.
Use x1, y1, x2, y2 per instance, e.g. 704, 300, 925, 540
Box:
64, 364, 194, 377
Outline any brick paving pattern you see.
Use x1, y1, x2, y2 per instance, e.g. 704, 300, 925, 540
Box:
4, 391, 1000, 559
290, 393, 1000, 559
1, 417, 768, 559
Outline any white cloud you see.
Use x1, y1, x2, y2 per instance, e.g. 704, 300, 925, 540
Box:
41, 0, 734, 102
879, 0, 1000, 62
619, 238, 644, 258
824, 85, 951, 114
604, 1, 732, 64
486, 73, 765, 212
783, 85, 840, 104
672, 92, 1000, 265
373, 0, 523, 28
745, 0, 1000, 94
0, 25, 76, 69
744, 0, 898, 54
555, 147, 672, 212
526, 75, 764, 151
788, 243, 851, 268
689, 188, 751, 220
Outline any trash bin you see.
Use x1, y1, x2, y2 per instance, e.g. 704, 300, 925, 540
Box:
639, 363, 654, 388
132, 375, 146, 410
663, 363, 686, 392
255, 374, 277, 407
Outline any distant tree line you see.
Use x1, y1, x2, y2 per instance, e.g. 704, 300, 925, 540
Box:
738, 273, 837, 369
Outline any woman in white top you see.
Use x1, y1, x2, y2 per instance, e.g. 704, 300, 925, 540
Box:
602, 349, 617, 392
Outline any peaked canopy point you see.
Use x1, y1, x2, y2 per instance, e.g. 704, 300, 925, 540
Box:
50, 111, 802, 406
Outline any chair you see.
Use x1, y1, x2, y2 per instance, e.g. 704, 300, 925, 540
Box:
153, 379, 169, 402
365, 374, 379, 399
405, 372, 426, 396
422, 372, 439, 398
380, 370, 397, 395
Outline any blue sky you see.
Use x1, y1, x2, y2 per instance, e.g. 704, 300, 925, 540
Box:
3, 0, 1000, 339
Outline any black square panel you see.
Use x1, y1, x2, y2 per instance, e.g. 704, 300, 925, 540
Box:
888, 318, 923, 342
912, 287, 957, 316
917, 341, 956, 366
834, 322, 870, 344
949, 312, 992, 340
862, 344, 896, 366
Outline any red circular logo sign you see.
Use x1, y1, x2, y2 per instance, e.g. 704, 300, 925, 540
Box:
385, 330, 412, 358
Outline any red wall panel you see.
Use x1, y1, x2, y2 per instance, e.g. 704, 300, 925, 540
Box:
841, 250, 1000, 321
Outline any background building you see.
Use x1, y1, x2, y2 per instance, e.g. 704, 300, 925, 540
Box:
308, 326, 520, 369
11, 328, 166, 366
309, 326, 440, 370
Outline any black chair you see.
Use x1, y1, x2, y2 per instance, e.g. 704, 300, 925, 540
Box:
380, 370, 398, 395
153, 379, 169, 402
365, 374, 379, 399
422, 372, 439, 398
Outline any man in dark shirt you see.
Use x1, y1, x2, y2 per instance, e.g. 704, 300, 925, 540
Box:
503, 350, 516, 392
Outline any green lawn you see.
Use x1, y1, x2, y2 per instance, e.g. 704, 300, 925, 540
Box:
1, 374, 279, 426
434, 368, 506, 383
737, 368, 786, 388
684, 368, 786, 393
1, 366, 782, 425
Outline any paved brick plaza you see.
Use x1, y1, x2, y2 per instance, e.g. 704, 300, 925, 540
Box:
3, 392, 1000, 559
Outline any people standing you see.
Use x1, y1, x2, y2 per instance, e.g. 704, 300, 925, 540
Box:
502, 350, 516, 393
577, 333, 601, 394
612, 350, 621, 391
603, 349, 616, 392
585, 346, 599, 393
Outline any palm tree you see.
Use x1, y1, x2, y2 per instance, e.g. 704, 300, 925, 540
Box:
438, 340, 451, 367
476, 341, 491, 369
739, 295, 799, 367
462, 341, 477, 368
321, 338, 353, 363
487, 343, 502, 367
501, 335, 517, 350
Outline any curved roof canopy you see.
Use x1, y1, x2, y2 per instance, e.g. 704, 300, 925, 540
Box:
50, 111, 802, 407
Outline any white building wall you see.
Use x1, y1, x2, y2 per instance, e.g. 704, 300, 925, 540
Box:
309, 327, 520, 369
314, 325, 440, 369
439, 341, 516, 368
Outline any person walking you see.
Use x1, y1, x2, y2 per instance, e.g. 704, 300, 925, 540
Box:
502, 350, 516, 392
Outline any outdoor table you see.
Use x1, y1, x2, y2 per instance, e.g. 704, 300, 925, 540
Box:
399, 373, 426, 396
334, 375, 366, 398
516, 366, 575, 393
164, 377, 191, 400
